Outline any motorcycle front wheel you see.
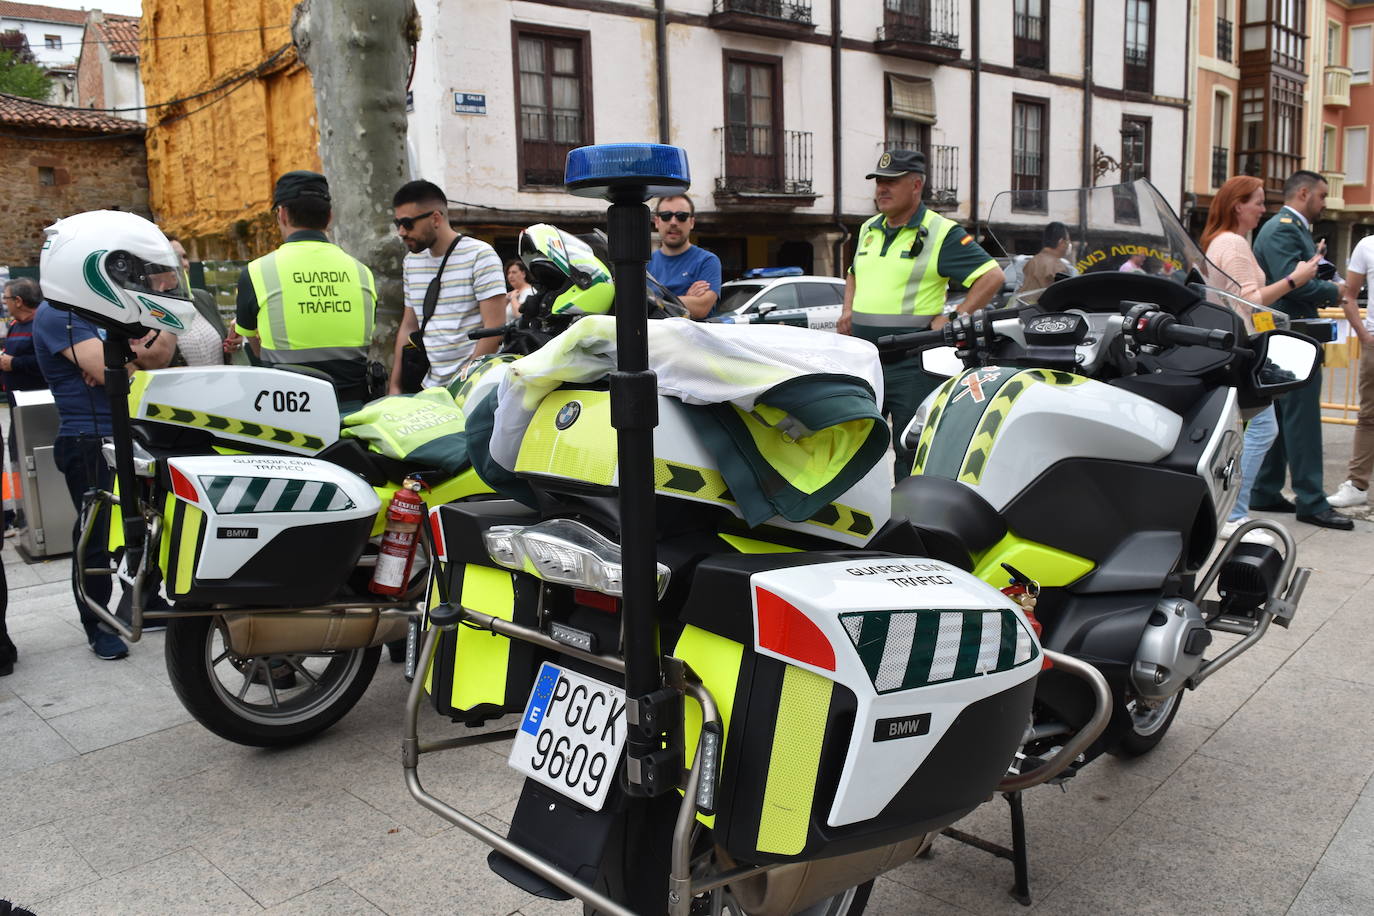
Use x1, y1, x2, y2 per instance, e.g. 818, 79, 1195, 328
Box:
1107, 684, 1182, 757
164, 615, 380, 747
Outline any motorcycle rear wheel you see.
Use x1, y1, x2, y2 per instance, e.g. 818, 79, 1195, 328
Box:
165, 615, 380, 747
692, 881, 874, 915
1107, 685, 1182, 758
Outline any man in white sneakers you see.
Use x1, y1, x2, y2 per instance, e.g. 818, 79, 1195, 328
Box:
1329, 233, 1374, 509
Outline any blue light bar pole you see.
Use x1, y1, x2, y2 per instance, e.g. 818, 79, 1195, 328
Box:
606, 188, 662, 795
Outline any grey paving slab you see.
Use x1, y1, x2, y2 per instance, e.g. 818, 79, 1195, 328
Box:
0, 753, 128, 841
5, 644, 156, 720
1136, 750, 1354, 859
1200, 669, 1374, 793
80, 719, 235, 793
1285, 591, 1374, 686
1099, 718, 1212, 786
197, 785, 409, 908
34, 848, 262, 916
44, 678, 193, 752
1288, 864, 1374, 916
0, 821, 100, 906
1176, 640, 1290, 730
1318, 793, 1374, 876
0, 690, 79, 777
263, 880, 385, 915
1036, 811, 1311, 915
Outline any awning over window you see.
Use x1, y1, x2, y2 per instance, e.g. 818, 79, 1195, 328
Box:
889, 75, 936, 124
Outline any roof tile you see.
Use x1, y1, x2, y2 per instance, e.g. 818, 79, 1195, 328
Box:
0, 92, 143, 132
96, 14, 139, 59
0, 1, 87, 27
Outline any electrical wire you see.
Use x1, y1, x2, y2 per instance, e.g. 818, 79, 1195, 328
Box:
10, 22, 290, 52
0, 42, 293, 115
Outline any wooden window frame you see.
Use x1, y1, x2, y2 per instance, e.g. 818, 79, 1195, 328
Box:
1013, 0, 1049, 70
1011, 94, 1049, 212
721, 50, 784, 191
1124, 0, 1155, 94
511, 23, 595, 191
1121, 115, 1152, 182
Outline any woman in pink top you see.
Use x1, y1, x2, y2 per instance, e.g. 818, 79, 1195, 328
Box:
1200, 175, 1320, 540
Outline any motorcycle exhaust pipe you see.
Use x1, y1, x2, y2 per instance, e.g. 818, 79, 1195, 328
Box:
221, 610, 411, 656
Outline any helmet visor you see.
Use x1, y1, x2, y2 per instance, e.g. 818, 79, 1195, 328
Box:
105, 248, 191, 301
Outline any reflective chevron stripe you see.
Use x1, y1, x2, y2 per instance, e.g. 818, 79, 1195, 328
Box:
840, 608, 1037, 694
198, 475, 355, 514
652, 458, 874, 537
145, 402, 325, 451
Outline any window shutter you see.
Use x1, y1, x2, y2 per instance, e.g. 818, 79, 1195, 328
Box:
888, 75, 936, 125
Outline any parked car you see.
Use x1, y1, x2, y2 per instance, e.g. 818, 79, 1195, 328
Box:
709, 267, 846, 331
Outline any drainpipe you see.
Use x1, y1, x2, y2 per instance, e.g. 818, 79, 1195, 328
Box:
1082, 0, 1094, 188
831, 0, 845, 276
656, 0, 669, 143
969, 0, 981, 232
1180, 0, 1192, 212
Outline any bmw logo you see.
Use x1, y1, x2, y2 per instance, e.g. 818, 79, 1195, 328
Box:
555, 401, 581, 430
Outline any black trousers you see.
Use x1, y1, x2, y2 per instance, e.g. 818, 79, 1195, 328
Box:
53, 434, 114, 642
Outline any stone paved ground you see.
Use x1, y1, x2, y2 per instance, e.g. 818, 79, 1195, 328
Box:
1, 422, 1373, 915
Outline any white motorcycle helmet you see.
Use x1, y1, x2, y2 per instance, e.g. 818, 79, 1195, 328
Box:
40, 210, 196, 335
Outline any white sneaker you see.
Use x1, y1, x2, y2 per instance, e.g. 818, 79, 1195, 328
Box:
1327, 480, 1368, 509
1218, 517, 1278, 546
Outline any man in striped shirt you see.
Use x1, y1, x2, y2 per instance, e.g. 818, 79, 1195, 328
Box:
388, 181, 507, 393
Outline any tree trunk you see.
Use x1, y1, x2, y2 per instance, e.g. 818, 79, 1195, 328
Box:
292, 0, 418, 366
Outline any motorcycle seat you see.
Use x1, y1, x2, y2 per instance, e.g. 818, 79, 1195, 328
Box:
889, 474, 1007, 571
316, 437, 464, 488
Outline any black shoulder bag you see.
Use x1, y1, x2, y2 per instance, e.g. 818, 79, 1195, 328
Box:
399, 234, 462, 393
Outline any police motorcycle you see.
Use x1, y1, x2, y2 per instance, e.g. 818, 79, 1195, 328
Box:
876, 180, 1314, 795
38, 210, 684, 749
400, 144, 1112, 916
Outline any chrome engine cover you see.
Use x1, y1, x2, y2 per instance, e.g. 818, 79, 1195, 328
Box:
1130, 597, 1212, 700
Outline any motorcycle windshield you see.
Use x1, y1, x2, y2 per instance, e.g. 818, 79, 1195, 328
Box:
985, 180, 1271, 323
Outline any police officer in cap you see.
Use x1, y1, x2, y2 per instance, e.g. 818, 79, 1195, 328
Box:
235, 170, 378, 404
839, 149, 1004, 480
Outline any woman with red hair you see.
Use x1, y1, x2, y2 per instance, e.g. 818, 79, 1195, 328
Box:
1202, 175, 1321, 540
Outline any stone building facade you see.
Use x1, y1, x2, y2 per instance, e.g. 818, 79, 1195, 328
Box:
0, 95, 147, 268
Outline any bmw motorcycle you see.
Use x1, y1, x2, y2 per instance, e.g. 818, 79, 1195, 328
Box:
400, 146, 1118, 916
877, 180, 1314, 772
71, 223, 639, 748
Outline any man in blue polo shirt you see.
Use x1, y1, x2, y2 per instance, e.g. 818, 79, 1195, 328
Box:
649, 194, 722, 319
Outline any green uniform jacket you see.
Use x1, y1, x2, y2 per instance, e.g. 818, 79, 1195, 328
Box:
1252, 206, 1339, 319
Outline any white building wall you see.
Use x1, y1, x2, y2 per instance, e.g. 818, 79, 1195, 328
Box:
109, 61, 145, 122
0, 17, 83, 68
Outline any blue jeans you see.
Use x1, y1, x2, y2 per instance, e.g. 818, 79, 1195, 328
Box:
1229, 405, 1279, 522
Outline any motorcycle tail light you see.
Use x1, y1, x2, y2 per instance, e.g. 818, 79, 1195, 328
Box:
169, 466, 199, 504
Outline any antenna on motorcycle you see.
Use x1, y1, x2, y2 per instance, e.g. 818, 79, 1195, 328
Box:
564, 143, 691, 799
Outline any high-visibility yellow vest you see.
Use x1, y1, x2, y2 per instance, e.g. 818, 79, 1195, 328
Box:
851, 207, 958, 325
245, 240, 376, 367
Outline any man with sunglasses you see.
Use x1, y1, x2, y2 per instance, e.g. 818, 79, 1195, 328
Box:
649, 195, 721, 319
388, 180, 506, 394
839, 149, 1004, 480
235, 170, 378, 404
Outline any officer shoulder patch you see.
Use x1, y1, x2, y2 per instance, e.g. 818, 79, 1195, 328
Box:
1279, 217, 1293, 223
960, 234, 973, 245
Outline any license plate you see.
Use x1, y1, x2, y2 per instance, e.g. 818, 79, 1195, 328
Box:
509, 662, 627, 812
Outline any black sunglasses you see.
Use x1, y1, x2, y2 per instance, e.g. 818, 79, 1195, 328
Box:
393, 210, 435, 230
655, 210, 692, 223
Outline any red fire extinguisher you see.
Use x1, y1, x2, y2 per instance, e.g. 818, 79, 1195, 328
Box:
369, 478, 425, 596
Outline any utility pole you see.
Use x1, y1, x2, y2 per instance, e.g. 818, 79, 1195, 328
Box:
292, 0, 418, 366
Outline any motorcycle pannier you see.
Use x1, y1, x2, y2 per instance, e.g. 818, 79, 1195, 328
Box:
673, 553, 1041, 864
423, 501, 547, 723
157, 455, 380, 605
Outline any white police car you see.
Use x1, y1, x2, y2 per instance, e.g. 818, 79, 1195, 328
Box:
710, 267, 846, 332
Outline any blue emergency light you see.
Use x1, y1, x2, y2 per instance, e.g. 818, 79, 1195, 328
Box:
564, 143, 691, 201
741, 266, 804, 279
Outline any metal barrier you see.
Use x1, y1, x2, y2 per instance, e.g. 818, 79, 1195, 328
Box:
1318, 307, 1360, 426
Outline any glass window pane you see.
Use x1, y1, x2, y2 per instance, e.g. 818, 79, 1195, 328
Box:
519, 38, 544, 74
552, 44, 575, 74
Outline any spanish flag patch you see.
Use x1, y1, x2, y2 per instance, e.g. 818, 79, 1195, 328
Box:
960, 233, 973, 245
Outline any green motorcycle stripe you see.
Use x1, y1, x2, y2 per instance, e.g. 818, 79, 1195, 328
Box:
953, 611, 984, 679
996, 611, 1020, 670
903, 608, 943, 687
854, 612, 890, 680
240, 477, 270, 511
920, 368, 1019, 479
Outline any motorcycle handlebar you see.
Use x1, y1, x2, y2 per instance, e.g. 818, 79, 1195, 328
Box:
876, 307, 1026, 353
1161, 323, 1235, 350
467, 324, 510, 341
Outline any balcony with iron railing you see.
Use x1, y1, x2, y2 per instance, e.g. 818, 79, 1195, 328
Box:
874, 141, 959, 210
1124, 46, 1151, 93
1237, 149, 1303, 195
1216, 17, 1233, 63
1013, 12, 1046, 69
713, 128, 815, 206
874, 0, 961, 61
708, 0, 817, 40
1211, 146, 1229, 189
1321, 170, 1345, 210
1324, 65, 1352, 107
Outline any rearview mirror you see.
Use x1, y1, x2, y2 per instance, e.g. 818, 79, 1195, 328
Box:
921, 346, 964, 378
1254, 331, 1320, 394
